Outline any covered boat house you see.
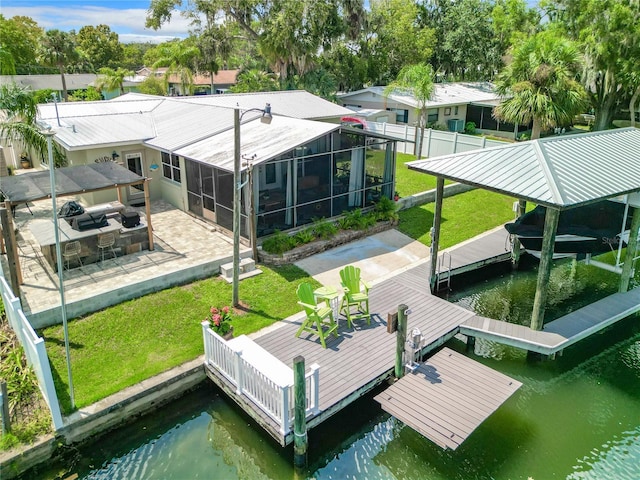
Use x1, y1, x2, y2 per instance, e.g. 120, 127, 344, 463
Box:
408, 127, 640, 331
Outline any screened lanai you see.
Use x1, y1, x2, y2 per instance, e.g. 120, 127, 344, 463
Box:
407, 127, 640, 329
175, 115, 398, 238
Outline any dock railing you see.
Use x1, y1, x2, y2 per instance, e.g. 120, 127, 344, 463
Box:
0, 276, 64, 430
202, 322, 320, 434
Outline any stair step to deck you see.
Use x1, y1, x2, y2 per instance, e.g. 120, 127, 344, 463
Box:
220, 258, 262, 282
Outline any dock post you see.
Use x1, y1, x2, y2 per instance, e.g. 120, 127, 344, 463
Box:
530, 207, 560, 330
620, 206, 640, 292
511, 200, 527, 269
429, 178, 444, 293
395, 304, 409, 378
293, 355, 308, 471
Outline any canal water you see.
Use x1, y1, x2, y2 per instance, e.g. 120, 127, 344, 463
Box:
29, 257, 640, 479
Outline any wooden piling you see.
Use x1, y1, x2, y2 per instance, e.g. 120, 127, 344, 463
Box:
511, 200, 527, 269
293, 355, 308, 470
620, 206, 640, 292
1, 381, 10, 434
429, 178, 444, 293
395, 304, 408, 378
530, 207, 560, 331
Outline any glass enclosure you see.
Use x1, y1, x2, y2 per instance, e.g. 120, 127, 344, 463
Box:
184, 129, 396, 238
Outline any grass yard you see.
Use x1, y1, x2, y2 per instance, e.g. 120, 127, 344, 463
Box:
41, 265, 319, 414
394, 152, 440, 197
398, 189, 516, 249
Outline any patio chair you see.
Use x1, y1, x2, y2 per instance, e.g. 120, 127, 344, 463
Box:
62, 241, 83, 270
97, 233, 117, 264
339, 265, 371, 328
296, 282, 339, 348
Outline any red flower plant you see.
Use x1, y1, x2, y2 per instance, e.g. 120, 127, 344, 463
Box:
206, 306, 232, 335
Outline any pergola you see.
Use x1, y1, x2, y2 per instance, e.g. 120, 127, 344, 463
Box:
407, 127, 640, 330
0, 162, 153, 290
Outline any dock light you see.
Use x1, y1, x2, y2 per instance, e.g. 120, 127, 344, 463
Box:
406, 327, 424, 372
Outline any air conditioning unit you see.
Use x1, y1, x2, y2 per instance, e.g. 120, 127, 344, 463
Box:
447, 119, 465, 133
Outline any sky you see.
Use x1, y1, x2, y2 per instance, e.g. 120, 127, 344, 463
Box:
2, 0, 542, 44
1, 0, 190, 43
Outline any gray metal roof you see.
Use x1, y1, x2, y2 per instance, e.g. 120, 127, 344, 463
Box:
47, 114, 155, 150
407, 127, 640, 209
0, 162, 145, 203
338, 82, 499, 109
1, 74, 98, 91
175, 115, 339, 172
142, 100, 235, 151
169, 90, 352, 120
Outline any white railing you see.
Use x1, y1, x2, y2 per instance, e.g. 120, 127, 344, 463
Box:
0, 276, 64, 430
202, 322, 320, 434
367, 122, 507, 158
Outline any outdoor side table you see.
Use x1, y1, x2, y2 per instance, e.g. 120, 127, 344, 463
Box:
314, 286, 340, 321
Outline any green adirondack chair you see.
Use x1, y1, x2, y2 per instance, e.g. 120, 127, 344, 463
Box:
296, 282, 339, 348
339, 265, 371, 328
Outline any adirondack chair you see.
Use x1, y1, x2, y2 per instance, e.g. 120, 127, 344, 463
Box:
296, 282, 339, 348
339, 265, 371, 328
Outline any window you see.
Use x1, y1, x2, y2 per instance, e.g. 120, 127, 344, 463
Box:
444, 107, 451, 116
454, 106, 459, 115
427, 108, 439, 124
162, 152, 181, 183
386, 108, 409, 124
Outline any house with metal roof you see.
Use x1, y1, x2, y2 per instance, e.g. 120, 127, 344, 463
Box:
26, 91, 399, 240
0, 74, 139, 100
338, 82, 527, 137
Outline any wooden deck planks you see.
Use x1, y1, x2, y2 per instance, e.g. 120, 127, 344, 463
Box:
374, 347, 522, 450
205, 227, 521, 446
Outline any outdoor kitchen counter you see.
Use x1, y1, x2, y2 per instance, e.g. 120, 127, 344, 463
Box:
29, 217, 149, 270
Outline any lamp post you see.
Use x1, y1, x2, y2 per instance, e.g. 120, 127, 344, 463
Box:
44, 130, 75, 409
233, 103, 272, 307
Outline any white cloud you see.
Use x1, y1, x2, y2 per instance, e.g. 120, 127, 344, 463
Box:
2, 6, 191, 43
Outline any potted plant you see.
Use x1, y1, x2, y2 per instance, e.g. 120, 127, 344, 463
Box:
394, 191, 400, 202
20, 152, 32, 169
206, 305, 233, 339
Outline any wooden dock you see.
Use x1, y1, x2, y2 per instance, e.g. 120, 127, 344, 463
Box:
460, 287, 640, 355
436, 226, 512, 288
202, 225, 640, 449
374, 347, 521, 450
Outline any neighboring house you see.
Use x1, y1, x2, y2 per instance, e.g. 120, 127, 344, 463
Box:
32, 91, 398, 239
138, 68, 239, 96
0, 74, 138, 100
338, 82, 527, 137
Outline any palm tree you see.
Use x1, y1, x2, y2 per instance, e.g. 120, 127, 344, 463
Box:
230, 69, 279, 93
39, 29, 79, 102
0, 83, 66, 166
493, 30, 588, 140
95, 67, 135, 96
153, 40, 200, 96
384, 64, 436, 159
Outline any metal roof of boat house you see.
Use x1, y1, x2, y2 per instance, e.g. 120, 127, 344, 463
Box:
407, 127, 640, 209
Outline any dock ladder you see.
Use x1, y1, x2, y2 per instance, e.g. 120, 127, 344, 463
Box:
436, 251, 452, 291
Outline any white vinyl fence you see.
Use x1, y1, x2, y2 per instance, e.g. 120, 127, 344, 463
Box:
367, 122, 507, 158
202, 322, 320, 435
0, 275, 63, 430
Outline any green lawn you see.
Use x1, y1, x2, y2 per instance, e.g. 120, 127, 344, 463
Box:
394, 152, 453, 198
41, 265, 320, 413
398, 189, 516, 249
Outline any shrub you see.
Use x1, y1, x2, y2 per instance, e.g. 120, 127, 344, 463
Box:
465, 121, 476, 134
311, 217, 338, 239
295, 227, 316, 244
374, 196, 399, 222
262, 230, 298, 254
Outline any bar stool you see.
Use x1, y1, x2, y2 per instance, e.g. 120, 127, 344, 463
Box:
62, 241, 83, 270
97, 233, 116, 264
